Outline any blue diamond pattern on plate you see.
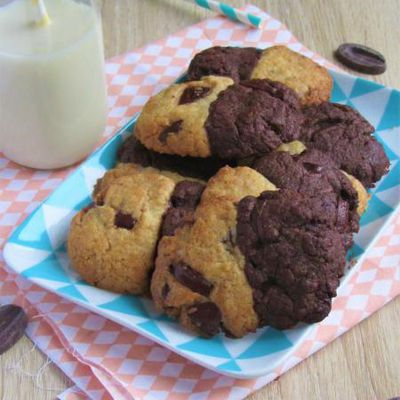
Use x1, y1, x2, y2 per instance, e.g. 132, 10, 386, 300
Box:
4, 70, 400, 378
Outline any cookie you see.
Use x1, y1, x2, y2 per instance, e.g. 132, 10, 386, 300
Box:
301, 102, 390, 188
236, 188, 348, 329
152, 164, 354, 336
118, 134, 237, 180
151, 166, 277, 338
135, 77, 303, 159
187, 46, 333, 105
68, 164, 179, 295
252, 148, 367, 249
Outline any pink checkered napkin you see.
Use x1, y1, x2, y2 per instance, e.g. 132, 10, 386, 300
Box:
0, 5, 399, 400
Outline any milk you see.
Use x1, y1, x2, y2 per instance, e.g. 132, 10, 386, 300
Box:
0, 0, 107, 169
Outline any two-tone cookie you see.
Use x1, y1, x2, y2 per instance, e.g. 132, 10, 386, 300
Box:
152, 165, 357, 337
187, 46, 333, 105
135, 76, 303, 159
300, 102, 390, 188
67, 164, 182, 295
151, 166, 277, 338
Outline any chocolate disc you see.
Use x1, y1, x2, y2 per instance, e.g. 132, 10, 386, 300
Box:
334, 43, 386, 75
0, 304, 28, 355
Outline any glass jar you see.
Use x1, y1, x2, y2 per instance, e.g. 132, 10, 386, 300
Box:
0, 0, 107, 169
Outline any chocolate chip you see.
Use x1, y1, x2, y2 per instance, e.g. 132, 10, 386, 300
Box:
161, 181, 206, 237
187, 302, 222, 337
169, 262, 213, 296
303, 162, 323, 174
159, 120, 183, 144
114, 212, 136, 230
162, 209, 195, 237
179, 86, 211, 105
221, 229, 236, 253
340, 189, 352, 201
162, 283, 170, 300
334, 43, 386, 75
0, 304, 28, 355
170, 181, 205, 209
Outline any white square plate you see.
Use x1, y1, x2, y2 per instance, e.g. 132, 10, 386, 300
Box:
4, 70, 400, 378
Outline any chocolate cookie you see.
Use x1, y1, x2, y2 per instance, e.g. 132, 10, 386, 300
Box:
68, 164, 181, 295
187, 46, 333, 105
151, 166, 277, 338
135, 77, 303, 159
252, 148, 367, 249
118, 134, 236, 180
300, 102, 390, 188
236, 188, 348, 329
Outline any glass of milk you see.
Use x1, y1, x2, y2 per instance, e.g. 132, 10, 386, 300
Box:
0, 0, 107, 169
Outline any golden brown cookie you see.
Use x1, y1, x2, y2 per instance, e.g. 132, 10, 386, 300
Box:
151, 166, 277, 338
187, 46, 333, 105
251, 46, 333, 105
68, 164, 179, 295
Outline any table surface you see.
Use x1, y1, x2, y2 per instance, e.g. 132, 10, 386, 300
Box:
1, 1, 399, 399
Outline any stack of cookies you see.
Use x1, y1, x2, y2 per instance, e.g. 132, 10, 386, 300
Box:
68, 46, 389, 338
